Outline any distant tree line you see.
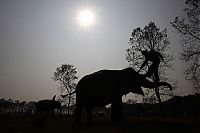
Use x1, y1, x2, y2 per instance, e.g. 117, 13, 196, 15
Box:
124, 93, 200, 116
1, 93, 200, 117
0, 98, 76, 115
0, 99, 35, 115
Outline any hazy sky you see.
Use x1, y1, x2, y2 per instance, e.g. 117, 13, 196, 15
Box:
0, 0, 190, 101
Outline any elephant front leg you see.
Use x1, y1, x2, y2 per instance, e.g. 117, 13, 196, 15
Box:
111, 97, 123, 122
86, 106, 93, 123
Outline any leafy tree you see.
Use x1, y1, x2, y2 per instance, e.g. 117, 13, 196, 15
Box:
126, 22, 175, 104
53, 64, 78, 115
171, 0, 200, 92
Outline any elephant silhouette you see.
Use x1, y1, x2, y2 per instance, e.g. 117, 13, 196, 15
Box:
62, 68, 172, 123
35, 95, 61, 115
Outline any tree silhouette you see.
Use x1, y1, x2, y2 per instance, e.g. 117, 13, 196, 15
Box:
171, 0, 200, 93
126, 22, 175, 107
53, 64, 78, 115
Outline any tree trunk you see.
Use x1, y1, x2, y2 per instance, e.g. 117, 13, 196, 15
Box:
67, 96, 71, 116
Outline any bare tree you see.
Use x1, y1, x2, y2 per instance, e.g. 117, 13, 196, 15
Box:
171, 0, 200, 93
126, 22, 175, 105
53, 64, 78, 115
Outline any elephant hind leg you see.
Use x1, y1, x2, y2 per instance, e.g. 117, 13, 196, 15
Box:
74, 104, 83, 123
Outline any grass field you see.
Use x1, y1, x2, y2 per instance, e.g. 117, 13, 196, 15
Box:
0, 115, 199, 133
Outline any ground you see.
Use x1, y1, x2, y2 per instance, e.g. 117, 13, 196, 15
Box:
0, 115, 199, 133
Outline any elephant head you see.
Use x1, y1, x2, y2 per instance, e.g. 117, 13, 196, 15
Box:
51, 95, 62, 113
120, 68, 172, 95
53, 100, 61, 111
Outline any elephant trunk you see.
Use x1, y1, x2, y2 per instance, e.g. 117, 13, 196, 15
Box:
141, 78, 172, 91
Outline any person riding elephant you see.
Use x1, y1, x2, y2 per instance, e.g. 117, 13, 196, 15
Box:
138, 50, 167, 115
138, 50, 164, 82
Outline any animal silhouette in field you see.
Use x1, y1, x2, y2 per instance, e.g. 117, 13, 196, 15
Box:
36, 95, 61, 115
62, 68, 172, 123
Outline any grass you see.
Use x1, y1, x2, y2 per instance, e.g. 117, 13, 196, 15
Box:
0, 115, 199, 133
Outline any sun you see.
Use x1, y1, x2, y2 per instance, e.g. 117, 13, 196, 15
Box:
77, 9, 95, 28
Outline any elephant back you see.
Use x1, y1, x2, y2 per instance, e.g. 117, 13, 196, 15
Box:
75, 70, 122, 101
36, 100, 58, 112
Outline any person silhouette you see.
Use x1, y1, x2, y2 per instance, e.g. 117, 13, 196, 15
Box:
138, 50, 164, 82
138, 50, 165, 116
52, 95, 56, 101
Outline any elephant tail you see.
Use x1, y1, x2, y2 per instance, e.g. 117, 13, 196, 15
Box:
158, 82, 172, 91
61, 90, 76, 98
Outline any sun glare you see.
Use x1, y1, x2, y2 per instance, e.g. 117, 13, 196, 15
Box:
77, 9, 95, 28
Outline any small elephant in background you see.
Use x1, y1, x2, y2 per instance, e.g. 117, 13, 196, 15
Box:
36, 95, 61, 115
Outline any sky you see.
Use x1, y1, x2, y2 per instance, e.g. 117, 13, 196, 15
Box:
0, 0, 191, 102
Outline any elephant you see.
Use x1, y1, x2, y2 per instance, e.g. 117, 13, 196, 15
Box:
66, 68, 172, 123
35, 95, 61, 115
